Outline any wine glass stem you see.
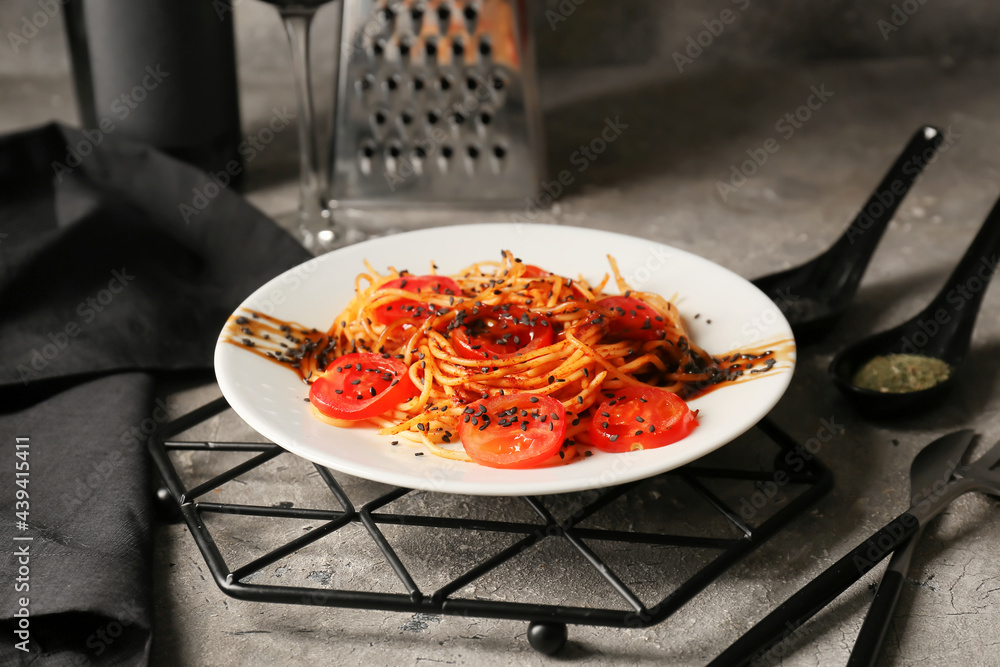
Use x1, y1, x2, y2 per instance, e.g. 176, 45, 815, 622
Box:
281, 10, 325, 229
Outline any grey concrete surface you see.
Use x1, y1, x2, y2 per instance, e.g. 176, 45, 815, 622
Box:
167, 59, 998, 665
4, 29, 1000, 667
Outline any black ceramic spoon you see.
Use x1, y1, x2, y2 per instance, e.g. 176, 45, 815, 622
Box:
753, 126, 944, 340
830, 192, 1000, 416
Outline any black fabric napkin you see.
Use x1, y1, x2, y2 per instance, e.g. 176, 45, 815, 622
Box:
0, 123, 310, 665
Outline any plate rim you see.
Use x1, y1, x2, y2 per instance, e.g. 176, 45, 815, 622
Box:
215, 222, 796, 496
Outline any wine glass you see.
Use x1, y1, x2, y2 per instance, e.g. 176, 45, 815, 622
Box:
259, 0, 345, 252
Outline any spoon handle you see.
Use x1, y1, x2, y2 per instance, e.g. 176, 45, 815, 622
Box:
816, 126, 944, 296
919, 193, 1000, 361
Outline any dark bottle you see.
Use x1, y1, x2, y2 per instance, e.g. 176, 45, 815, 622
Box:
63, 0, 244, 189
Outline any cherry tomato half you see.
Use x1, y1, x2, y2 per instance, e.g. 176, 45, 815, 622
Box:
451, 306, 554, 360
309, 353, 415, 420
458, 393, 567, 468
373, 275, 462, 325
588, 386, 697, 453
597, 296, 667, 341
521, 264, 549, 278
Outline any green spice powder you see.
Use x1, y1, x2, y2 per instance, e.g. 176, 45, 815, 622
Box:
852, 354, 951, 393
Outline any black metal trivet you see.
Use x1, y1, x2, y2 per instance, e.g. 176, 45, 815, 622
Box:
150, 395, 833, 655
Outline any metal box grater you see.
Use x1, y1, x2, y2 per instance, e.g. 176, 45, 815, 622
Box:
328, 0, 545, 208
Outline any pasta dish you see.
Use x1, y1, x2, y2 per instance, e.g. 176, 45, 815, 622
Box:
225, 252, 787, 469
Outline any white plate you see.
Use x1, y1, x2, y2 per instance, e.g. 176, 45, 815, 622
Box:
215, 223, 795, 496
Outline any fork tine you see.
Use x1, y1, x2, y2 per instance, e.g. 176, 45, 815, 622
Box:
970, 437, 1000, 470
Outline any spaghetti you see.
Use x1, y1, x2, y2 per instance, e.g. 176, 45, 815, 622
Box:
224, 251, 791, 466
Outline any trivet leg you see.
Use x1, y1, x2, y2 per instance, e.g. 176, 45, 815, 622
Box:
152, 474, 183, 524
527, 621, 567, 655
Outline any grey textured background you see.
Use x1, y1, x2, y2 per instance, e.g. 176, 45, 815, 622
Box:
7, 0, 999, 191
6, 1, 1000, 77
4, 2, 1000, 667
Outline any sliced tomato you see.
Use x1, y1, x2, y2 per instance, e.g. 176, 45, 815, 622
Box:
521, 264, 549, 278
589, 386, 697, 453
309, 353, 415, 420
597, 296, 667, 341
458, 393, 567, 468
373, 275, 462, 325
451, 306, 554, 360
